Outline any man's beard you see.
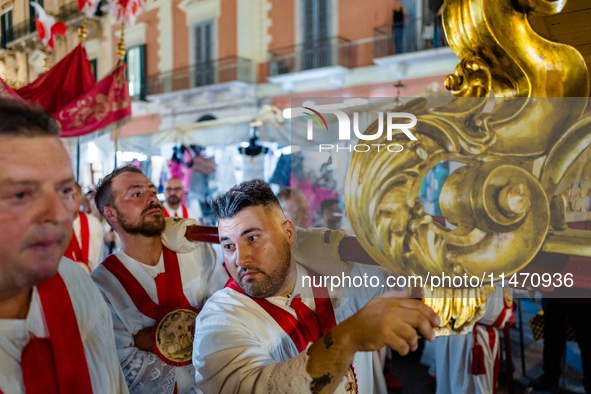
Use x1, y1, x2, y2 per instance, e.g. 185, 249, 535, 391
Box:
116, 204, 165, 237
237, 237, 292, 298
167, 195, 180, 206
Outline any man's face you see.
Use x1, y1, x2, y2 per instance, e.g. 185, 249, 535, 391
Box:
324, 202, 342, 223
0, 136, 75, 292
164, 178, 184, 207
106, 172, 165, 237
291, 192, 310, 229
219, 205, 294, 298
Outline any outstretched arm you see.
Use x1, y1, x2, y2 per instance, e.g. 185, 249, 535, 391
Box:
194, 292, 439, 393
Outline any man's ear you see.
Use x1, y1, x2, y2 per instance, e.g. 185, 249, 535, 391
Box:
284, 219, 297, 246
103, 206, 117, 224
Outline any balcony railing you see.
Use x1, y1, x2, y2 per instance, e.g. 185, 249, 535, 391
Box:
57, 1, 81, 22
146, 56, 253, 96
8, 19, 37, 43
374, 18, 449, 59
268, 36, 353, 77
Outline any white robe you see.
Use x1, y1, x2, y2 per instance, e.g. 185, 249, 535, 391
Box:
91, 243, 227, 394
0, 258, 128, 394
73, 213, 105, 271
163, 203, 200, 221
193, 262, 394, 394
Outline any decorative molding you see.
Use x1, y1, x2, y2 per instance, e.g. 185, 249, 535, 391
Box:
177, 0, 220, 26
114, 22, 147, 48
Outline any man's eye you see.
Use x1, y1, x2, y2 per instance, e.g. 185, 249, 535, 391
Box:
133, 192, 141, 197
61, 187, 73, 195
248, 235, 258, 242
14, 191, 28, 200
224, 244, 234, 250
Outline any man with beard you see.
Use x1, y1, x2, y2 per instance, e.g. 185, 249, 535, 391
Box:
163, 177, 201, 220
91, 166, 226, 394
192, 180, 440, 393
0, 98, 127, 393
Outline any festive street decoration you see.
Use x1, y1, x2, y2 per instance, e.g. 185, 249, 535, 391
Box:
30, 2, 67, 51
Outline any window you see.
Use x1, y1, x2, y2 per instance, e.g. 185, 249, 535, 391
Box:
90, 59, 98, 81
1, 10, 13, 48
126, 45, 146, 100
29, 0, 43, 33
194, 20, 214, 87
302, 0, 330, 70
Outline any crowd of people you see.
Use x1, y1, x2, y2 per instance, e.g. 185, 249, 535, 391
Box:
0, 97, 584, 394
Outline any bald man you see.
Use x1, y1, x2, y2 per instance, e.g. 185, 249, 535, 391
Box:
276, 187, 310, 229
162, 177, 201, 220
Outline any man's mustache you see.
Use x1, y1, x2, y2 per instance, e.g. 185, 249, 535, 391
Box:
238, 266, 266, 279
141, 204, 164, 216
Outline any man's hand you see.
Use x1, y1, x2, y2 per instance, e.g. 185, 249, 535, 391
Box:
338, 290, 439, 356
133, 327, 154, 352
305, 292, 439, 393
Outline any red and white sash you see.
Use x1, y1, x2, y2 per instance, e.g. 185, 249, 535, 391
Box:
225, 271, 336, 352
163, 206, 189, 219
471, 297, 514, 383
64, 212, 90, 269
101, 247, 192, 320
0, 273, 94, 394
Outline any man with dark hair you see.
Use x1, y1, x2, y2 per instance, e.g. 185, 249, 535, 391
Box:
277, 187, 310, 229
314, 198, 342, 230
0, 98, 128, 393
63, 182, 104, 273
193, 179, 439, 393
91, 166, 226, 394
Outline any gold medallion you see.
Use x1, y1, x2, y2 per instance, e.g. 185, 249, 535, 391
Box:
154, 309, 198, 365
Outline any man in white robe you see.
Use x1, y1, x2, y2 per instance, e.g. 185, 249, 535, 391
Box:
91, 166, 227, 394
192, 179, 440, 394
68, 183, 104, 272
0, 98, 128, 394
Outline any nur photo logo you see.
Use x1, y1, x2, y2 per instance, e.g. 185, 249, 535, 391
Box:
303, 106, 418, 152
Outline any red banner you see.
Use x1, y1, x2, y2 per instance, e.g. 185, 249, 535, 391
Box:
55, 64, 132, 138
17, 45, 96, 114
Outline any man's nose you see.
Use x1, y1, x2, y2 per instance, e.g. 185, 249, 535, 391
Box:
235, 244, 253, 267
147, 192, 160, 205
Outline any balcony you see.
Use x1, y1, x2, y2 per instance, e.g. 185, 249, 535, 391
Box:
7, 19, 37, 45
146, 56, 253, 96
57, 1, 81, 23
372, 18, 457, 74
268, 36, 353, 77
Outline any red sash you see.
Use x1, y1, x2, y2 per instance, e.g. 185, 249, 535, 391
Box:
224, 270, 336, 352
0, 273, 94, 394
64, 212, 90, 268
163, 206, 189, 219
101, 247, 192, 319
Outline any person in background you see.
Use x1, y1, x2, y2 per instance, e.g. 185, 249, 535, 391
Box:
314, 198, 342, 230
277, 187, 310, 229
63, 182, 104, 273
392, 0, 410, 54
163, 177, 202, 220
0, 98, 128, 394
88, 190, 121, 260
